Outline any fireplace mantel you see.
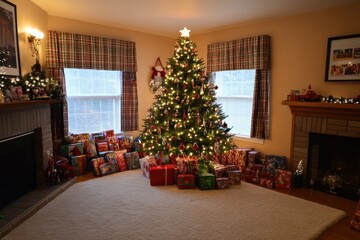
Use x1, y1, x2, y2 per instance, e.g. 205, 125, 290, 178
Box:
0, 99, 61, 111
282, 100, 360, 121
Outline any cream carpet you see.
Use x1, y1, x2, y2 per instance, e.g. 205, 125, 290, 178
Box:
3, 169, 345, 240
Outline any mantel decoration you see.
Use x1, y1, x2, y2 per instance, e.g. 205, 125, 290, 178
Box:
286, 84, 360, 104
325, 34, 360, 82
0, 23, 63, 103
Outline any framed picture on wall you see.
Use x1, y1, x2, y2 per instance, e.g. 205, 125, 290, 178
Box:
325, 34, 360, 82
0, 0, 21, 77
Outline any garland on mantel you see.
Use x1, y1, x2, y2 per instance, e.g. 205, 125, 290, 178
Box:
321, 95, 360, 104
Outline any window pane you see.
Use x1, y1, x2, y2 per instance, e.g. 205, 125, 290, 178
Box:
64, 68, 122, 134
214, 70, 255, 137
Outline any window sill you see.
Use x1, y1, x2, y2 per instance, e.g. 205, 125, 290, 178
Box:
233, 135, 264, 144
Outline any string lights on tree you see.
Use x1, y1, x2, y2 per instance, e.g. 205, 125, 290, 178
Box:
141, 28, 234, 161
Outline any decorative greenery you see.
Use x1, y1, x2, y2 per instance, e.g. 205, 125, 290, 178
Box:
321, 96, 360, 104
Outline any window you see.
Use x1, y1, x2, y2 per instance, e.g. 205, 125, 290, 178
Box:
213, 70, 256, 137
64, 68, 122, 134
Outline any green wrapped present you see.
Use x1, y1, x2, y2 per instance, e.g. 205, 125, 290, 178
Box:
198, 173, 216, 190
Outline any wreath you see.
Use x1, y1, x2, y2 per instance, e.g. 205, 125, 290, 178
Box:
149, 57, 165, 93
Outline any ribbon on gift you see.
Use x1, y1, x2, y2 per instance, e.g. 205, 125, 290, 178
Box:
164, 165, 168, 185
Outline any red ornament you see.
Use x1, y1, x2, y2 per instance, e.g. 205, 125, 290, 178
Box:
194, 93, 200, 99
214, 85, 218, 90
193, 143, 199, 151
179, 143, 186, 151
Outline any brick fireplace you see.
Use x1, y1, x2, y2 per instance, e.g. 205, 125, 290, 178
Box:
0, 101, 57, 188
283, 101, 360, 191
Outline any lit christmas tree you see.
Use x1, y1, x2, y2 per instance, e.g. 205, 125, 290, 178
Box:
141, 28, 234, 161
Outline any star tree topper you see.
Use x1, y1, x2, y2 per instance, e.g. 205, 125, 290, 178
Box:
180, 27, 191, 37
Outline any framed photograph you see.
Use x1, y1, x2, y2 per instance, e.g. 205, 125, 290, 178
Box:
325, 34, 360, 82
0, 0, 21, 77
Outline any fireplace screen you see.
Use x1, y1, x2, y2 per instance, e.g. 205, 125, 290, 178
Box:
307, 132, 360, 201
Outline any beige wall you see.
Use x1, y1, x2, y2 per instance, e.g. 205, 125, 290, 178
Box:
193, 2, 360, 159
10, 0, 360, 160
10, 0, 174, 138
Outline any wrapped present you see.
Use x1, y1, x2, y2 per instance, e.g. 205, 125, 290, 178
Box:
96, 141, 109, 152
350, 200, 360, 231
198, 173, 216, 190
83, 139, 97, 158
176, 157, 198, 174
139, 155, 157, 178
117, 135, 133, 151
71, 155, 87, 176
60, 142, 84, 158
266, 155, 287, 171
114, 150, 128, 171
209, 161, 227, 177
177, 174, 195, 189
90, 157, 106, 177
124, 151, 140, 170
226, 165, 239, 171
105, 152, 120, 172
103, 129, 115, 139
92, 132, 106, 143
224, 148, 252, 172
107, 136, 120, 151
248, 151, 260, 168
216, 177, 229, 189
228, 170, 241, 185
275, 169, 292, 190
259, 172, 274, 189
150, 164, 175, 186
245, 174, 259, 184
99, 162, 119, 176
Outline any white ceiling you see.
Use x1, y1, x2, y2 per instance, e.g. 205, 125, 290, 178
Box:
31, 0, 360, 38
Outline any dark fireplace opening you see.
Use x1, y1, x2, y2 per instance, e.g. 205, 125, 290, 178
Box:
0, 128, 42, 210
307, 132, 360, 201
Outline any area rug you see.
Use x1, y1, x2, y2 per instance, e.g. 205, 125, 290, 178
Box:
3, 170, 345, 240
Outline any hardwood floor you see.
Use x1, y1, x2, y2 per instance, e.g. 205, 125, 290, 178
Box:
77, 172, 360, 240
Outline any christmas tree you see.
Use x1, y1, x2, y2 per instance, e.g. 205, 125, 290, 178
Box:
141, 28, 234, 161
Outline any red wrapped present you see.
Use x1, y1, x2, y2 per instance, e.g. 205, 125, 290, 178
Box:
224, 148, 252, 172
226, 165, 239, 171
103, 129, 115, 139
176, 157, 198, 174
177, 174, 195, 189
90, 157, 106, 177
96, 141, 109, 152
150, 164, 175, 186
71, 154, 87, 176
350, 200, 360, 231
228, 170, 241, 185
259, 172, 274, 189
275, 169, 292, 190
216, 177, 229, 189
114, 150, 128, 172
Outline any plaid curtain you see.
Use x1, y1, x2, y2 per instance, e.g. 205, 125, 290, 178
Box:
207, 35, 271, 139
46, 30, 138, 135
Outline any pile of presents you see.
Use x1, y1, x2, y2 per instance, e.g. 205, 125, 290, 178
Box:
54, 132, 293, 191
140, 147, 293, 190
49, 129, 138, 185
